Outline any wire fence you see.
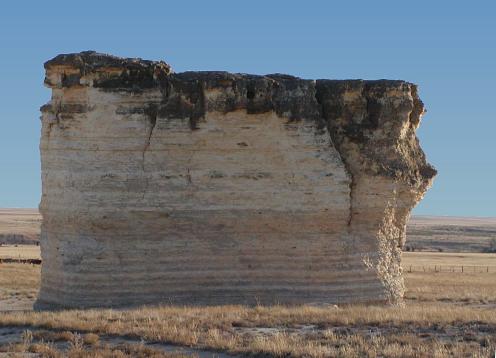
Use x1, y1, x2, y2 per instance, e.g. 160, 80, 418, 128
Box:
405, 265, 494, 273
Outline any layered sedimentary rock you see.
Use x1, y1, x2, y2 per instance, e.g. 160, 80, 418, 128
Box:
38, 51, 436, 308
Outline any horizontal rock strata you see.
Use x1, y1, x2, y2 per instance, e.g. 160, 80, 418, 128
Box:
37, 51, 436, 308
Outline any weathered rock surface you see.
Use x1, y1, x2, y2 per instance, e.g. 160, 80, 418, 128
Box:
37, 51, 436, 308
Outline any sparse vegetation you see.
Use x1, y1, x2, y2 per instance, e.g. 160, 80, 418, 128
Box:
0, 262, 39, 302
2, 337, 191, 358
405, 271, 496, 304
407, 216, 496, 253
0, 209, 40, 245
1, 248, 495, 356
0, 244, 41, 259
0, 303, 495, 357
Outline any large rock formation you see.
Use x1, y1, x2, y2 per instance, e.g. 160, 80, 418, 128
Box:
38, 51, 436, 308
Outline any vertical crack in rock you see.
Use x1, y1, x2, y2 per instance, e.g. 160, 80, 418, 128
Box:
142, 105, 158, 171
189, 81, 206, 130
314, 86, 355, 229
347, 183, 355, 228
38, 51, 436, 309
141, 105, 157, 199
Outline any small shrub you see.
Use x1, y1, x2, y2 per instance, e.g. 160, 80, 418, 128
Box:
21, 329, 33, 347
69, 332, 84, 352
83, 333, 100, 346
28, 342, 61, 358
59, 331, 75, 342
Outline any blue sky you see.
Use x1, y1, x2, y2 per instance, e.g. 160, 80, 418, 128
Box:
0, 0, 494, 216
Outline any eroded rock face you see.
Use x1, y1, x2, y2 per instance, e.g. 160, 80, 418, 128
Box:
38, 51, 435, 308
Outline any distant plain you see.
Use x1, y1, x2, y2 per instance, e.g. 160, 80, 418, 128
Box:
3, 210, 496, 253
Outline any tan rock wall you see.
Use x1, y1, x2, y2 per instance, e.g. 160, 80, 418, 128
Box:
37, 52, 435, 308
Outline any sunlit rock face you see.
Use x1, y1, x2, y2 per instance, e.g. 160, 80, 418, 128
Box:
37, 51, 436, 308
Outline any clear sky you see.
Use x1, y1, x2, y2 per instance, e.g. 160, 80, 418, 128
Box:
0, 0, 494, 216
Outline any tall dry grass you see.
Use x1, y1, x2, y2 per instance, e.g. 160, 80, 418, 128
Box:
0, 303, 495, 357
0, 263, 39, 301
406, 271, 496, 303
1, 262, 495, 357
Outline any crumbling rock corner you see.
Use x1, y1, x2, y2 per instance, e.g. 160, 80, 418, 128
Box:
37, 51, 436, 309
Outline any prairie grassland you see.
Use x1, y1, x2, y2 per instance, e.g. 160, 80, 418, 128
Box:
0, 208, 40, 244
403, 251, 496, 267
0, 244, 41, 259
407, 216, 496, 252
0, 301, 494, 357
0, 263, 39, 302
403, 252, 496, 304
1, 260, 496, 357
2, 330, 190, 358
406, 271, 496, 304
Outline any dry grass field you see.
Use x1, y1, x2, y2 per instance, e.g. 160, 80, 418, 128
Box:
407, 216, 496, 253
1, 301, 495, 357
0, 244, 41, 260
0, 251, 495, 357
0, 208, 40, 245
403, 251, 496, 267
0, 263, 39, 311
